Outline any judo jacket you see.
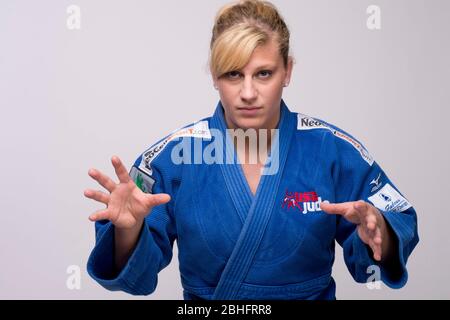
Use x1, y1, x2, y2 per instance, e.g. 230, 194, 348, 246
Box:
87, 100, 419, 300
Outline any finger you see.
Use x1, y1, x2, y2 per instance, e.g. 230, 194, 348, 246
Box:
361, 214, 378, 247
321, 202, 361, 224
353, 200, 371, 218
320, 202, 352, 216
364, 235, 381, 262
357, 223, 381, 262
354, 200, 368, 211
111, 156, 131, 184
88, 209, 111, 222
353, 201, 373, 225
369, 227, 383, 261
359, 203, 382, 240
372, 241, 382, 261
355, 201, 384, 227
146, 193, 171, 208
366, 214, 377, 230
88, 168, 116, 193
373, 226, 383, 246
84, 189, 110, 205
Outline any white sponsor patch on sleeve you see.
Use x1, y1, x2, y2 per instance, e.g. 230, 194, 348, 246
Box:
130, 166, 155, 194
169, 121, 212, 140
297, 114, 374, 166
368, 183, 412, 213
140, 120, 212, 175
297, 114, 329, 130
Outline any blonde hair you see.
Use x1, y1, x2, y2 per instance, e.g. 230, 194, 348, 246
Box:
209, 0, 291, 78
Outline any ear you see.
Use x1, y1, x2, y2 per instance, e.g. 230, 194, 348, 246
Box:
211, 74, 219, 90
283, 56, 294, 87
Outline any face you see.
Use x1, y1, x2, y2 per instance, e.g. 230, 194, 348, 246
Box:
214, 37, 293, 130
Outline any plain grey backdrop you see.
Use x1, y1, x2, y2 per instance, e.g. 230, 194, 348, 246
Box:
0, 0, 448, 299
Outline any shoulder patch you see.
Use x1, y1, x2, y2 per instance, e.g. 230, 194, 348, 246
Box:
139, 120, 211, 176
297, 114, 374, 166
130, 166, 155, 194
297, 114, 329, 131
368, 183, 412, 213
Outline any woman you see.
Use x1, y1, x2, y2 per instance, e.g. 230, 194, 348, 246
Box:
85, 0, 418, 300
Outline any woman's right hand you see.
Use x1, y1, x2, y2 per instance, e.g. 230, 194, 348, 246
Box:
84, 156, 171, 229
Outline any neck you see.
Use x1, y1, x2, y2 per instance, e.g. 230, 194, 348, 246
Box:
223, 106, 282, 165
231, 128, 277, 166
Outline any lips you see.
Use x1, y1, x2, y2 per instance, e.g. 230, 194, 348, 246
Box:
238, 106, 262, 111
236, 106, 263, 117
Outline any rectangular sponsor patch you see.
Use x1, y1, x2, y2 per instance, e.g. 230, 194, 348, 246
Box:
368, 183, 412, 213
168, 121, 212, 141
129, 166, 155, 194
297, 114, 329, 130
141, 120, 212, 175
297, 114, 374, 166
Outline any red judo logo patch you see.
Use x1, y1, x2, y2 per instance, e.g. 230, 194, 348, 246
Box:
282, 191, 327, 214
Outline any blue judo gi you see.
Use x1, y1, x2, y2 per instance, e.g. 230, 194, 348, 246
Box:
87, 100, 419, 300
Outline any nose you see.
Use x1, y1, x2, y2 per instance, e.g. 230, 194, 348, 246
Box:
240, 77, 258, 102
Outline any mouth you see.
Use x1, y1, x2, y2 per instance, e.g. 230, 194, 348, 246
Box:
236, 106, 263, 117
238, 106, 262, 111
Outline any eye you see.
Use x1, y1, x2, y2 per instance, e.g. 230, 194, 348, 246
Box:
226, 71, 241, 79
258, 70, 273, 79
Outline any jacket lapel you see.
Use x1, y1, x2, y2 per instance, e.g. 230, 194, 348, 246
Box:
210, 100, 296, 299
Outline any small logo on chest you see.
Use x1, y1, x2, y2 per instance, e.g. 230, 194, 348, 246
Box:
282, 191, 327, 214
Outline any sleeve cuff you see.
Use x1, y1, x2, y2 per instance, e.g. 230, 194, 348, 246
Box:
352, 211, 409, 289
87, 220, 161, 295
378, 211, 410, 289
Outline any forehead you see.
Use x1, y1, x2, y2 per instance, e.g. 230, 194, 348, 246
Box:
242, 38, 282, 71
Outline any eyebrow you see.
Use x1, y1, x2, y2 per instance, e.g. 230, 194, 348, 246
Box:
222, 64, 278, 77
234, 65, 277, 73
256, 64, 277, 69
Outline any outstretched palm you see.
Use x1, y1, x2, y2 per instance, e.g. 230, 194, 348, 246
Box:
84, 156, 170, 229
321, 200, 391, 262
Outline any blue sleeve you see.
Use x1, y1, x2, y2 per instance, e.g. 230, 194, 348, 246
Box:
86, 156, 177, 295
333, 136, 419, 289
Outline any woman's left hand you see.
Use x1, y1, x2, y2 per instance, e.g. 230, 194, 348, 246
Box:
320, 200, 393, 262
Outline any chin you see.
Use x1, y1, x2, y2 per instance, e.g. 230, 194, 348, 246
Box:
234, 117, 266, 130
